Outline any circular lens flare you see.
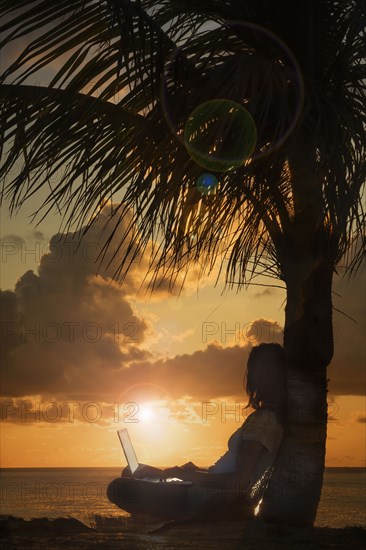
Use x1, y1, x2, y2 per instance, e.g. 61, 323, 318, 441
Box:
184, 99, 257, 172
161, 21, 304, 163
196, 173, 219, 195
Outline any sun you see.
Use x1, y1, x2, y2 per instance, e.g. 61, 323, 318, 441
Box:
138, 405, 155, 423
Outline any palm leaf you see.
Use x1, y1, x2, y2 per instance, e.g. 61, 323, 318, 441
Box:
0, 0, 365, 290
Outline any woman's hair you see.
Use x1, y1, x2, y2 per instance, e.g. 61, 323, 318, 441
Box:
244, 343, 287, 422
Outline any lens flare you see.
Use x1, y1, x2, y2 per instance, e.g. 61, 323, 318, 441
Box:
161, 21, 304, 163
196, 173, 219, 195
184, 99, 257, 172
138, 406, 155, 422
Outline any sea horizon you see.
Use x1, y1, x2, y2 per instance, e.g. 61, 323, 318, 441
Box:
2, 465, 365, 470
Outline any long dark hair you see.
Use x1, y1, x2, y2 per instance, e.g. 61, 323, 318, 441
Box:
244, 343, 287, 423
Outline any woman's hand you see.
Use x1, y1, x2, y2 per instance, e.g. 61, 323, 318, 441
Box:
132, 465, 164, 479
122, 464, 164, 479
180, 461, 199, 470
121, 466, 133, 478
160, 466, 187, 480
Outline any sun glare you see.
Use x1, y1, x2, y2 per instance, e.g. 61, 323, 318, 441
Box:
138, 406, 155, 422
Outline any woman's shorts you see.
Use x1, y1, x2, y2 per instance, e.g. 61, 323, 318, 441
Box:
107, 477, 251, 521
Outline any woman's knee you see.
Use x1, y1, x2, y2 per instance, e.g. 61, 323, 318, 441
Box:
107, 478, 141, 508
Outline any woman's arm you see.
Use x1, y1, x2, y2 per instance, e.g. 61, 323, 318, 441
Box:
161, 440, 266, 486
180, 461, 203, 470
122, 464, 164, 478
161, 466, 236, 484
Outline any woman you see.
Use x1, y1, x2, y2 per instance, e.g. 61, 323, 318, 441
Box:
107, 343, 286, 521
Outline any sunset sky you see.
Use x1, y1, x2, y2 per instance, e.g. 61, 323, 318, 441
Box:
0, 13, 365, 470
1, 194, 365, 468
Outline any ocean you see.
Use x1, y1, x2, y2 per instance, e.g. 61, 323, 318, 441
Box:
0, 467, 365, 549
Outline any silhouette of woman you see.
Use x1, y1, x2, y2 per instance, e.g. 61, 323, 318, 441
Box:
107, 343, 286, 522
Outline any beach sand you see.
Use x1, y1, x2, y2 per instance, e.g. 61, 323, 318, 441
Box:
1, 515, 365, 550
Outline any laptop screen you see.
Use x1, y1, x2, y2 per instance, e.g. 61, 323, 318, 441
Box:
117, 428, 139, 473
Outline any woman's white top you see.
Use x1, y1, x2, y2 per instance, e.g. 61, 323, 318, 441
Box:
208, 408, 284, 502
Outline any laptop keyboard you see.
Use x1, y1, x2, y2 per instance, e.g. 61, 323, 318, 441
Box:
140, 477, 193, 484
141, 477, 161, 482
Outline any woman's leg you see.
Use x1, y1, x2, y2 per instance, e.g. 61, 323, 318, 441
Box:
107, 478, 193, 521
186, 482, 253, 521
107, 478, 252, 522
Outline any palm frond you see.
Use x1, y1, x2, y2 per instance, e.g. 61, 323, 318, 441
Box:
0, 0, 365, 290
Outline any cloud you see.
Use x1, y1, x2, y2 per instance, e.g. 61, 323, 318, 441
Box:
0, 202, 232, 404
0, 233, 25, 246
328, 268, 366, 397
146, 325, 195, 351
36, 202, 212, 299
245, 317, 283, 346
0, 206, 154, 400
252, 288, 277, 298
121, 341, 251, 402
1, 203, 365, 409
29, 229, 48, 242
0, 338, 253, 427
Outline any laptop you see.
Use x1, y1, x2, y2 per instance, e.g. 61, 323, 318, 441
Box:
117, 428, 192, 484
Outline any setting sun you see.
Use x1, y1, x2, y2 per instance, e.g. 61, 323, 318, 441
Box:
138, 405, 155, 423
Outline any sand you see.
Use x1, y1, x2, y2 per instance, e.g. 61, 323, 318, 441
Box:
1, 515, 365, 549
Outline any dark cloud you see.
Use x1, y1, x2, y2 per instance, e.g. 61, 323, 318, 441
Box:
0, 206, 152, 400
252, 287, 277, 299
0, 204, 364, 406
245, 317, 283, 345
34, 203, 204, 298
123, 341, 251, 402
0, 203, 215, 403
0, 233, 25, 246
29, 230, 48, 241
0, 339, 258, 428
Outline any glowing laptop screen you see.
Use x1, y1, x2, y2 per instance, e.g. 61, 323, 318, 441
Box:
117, 428, 139, 474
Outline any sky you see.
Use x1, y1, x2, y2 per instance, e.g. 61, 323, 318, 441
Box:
0, 5, 365, 469
1, 197, 365, 468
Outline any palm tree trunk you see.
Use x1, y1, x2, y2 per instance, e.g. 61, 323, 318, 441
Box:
260, 257, 333, 526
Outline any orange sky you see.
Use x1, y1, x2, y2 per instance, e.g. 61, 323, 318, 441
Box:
1, 198, 365, 469
1, 396, 365, 468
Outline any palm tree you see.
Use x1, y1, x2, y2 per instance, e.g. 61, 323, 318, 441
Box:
0, 0, 365, 527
